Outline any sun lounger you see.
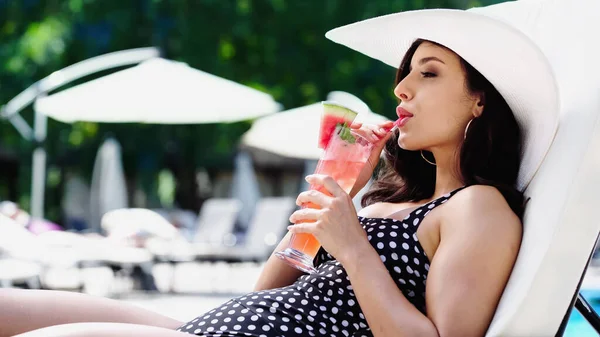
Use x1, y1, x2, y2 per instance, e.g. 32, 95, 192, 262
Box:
194, 197, 296, 262
467, 0, 600, 335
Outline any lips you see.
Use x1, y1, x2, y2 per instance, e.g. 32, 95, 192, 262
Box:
395, 106, 414, 127
396, 106, 414, 118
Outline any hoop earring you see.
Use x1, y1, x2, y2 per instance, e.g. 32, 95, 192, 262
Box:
421, 150, 436, 166
464, 119, 474, 140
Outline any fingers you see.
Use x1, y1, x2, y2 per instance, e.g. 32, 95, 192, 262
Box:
381, 120, 395, 128
376, 121, 395, 134
295, 189, 331, 208
375, 129, 394, 146
287, 222, 320, 234
351, 121, 395, 143
353, 120, 394, 129
352, 125, 380, 143
306, 175, 345, 198
289, 207, 322, 223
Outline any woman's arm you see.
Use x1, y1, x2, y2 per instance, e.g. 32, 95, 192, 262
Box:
343, 243, 439, 337
341, 185, 521, 337
253, 232, 305, 291
255, 122, 393, 291
425, 186, 521, 336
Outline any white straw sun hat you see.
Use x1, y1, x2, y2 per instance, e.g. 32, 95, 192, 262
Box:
325, 7, 559, 191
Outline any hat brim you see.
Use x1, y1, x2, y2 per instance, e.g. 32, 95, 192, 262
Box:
325, 9, 559, 191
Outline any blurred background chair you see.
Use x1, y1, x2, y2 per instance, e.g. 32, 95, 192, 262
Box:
99, 208, 184, 292
194, 196, 296, 263
146, 198, 242, 263
0, 214, 106, 291
0, 258, 41, 289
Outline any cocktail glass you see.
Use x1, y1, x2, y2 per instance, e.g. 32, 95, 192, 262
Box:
275, 125, 373, 273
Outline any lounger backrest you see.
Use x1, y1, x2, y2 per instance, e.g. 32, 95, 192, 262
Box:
244, 197, 296, 256
101, 208, 179, 240
193, 198, 242, 245
470, 1, 600, 335
0, 214, 44, 260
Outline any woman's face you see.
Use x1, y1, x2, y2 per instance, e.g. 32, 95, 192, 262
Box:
393, 41, 483, 152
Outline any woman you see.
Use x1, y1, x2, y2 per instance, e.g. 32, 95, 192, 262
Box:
0, 7, 558, 337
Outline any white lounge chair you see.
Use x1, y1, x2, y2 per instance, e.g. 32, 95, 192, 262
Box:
147, 198, 242, 263
143, 199, 243, 292
194, 197, 296, 262
191, 198, 242, 247
0, 214, 101, 290
464, 0, 600, 335
100, 208, 181, 291
0, 258, 41, 289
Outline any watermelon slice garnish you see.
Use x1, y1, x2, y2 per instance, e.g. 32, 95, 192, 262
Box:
319, 102, 359, 149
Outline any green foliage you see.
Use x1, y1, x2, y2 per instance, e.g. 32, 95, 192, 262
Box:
0, 0, 507, 219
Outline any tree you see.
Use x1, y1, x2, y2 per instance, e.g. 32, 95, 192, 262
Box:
0, 0, 503, 222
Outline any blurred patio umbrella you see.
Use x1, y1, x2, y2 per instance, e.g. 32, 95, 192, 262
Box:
229, 151, 261, 230
0, 47, 282, 219
34, 58, 281, 124
89, 137, 128, 233
241, 91, 389, 160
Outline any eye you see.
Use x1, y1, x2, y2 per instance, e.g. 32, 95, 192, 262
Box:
421, 71, 437, 78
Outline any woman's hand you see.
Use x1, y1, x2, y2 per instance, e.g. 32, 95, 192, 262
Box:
288, 174, 369, 264
349, 121, 395, 197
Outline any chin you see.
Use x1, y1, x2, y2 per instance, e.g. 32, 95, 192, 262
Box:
397, 133, 420, 151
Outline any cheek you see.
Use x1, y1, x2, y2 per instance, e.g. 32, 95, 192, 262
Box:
425, 91, 471, 137
397, 111, 464, 150
397, 87, 472, 149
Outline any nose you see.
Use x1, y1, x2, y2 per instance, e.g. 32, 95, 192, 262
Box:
394, 77, 413, 102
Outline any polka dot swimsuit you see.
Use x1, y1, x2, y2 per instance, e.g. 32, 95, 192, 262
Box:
177, 187, 465, 336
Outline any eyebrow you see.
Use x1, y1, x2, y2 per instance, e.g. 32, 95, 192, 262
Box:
418, 56, 445, 66
408, 56, 446, 71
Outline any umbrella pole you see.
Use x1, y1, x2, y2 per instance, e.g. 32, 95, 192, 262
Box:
0, 48, 161, 219
30, 107, 48, 220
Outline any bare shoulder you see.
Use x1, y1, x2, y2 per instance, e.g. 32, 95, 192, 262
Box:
443, 185, 522, 241
356, 203, 379, 216
426, 186, 523, 336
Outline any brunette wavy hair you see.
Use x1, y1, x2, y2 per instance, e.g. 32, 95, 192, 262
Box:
362, 39, 526, 219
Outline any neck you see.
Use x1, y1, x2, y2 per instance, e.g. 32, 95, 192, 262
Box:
430, 146, 464, 199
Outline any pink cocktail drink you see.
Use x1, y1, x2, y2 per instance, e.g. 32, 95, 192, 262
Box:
288, 160, 366, 257
276, 127, 373, 273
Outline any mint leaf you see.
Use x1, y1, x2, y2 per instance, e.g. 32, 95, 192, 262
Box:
336, 123, 356, 144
